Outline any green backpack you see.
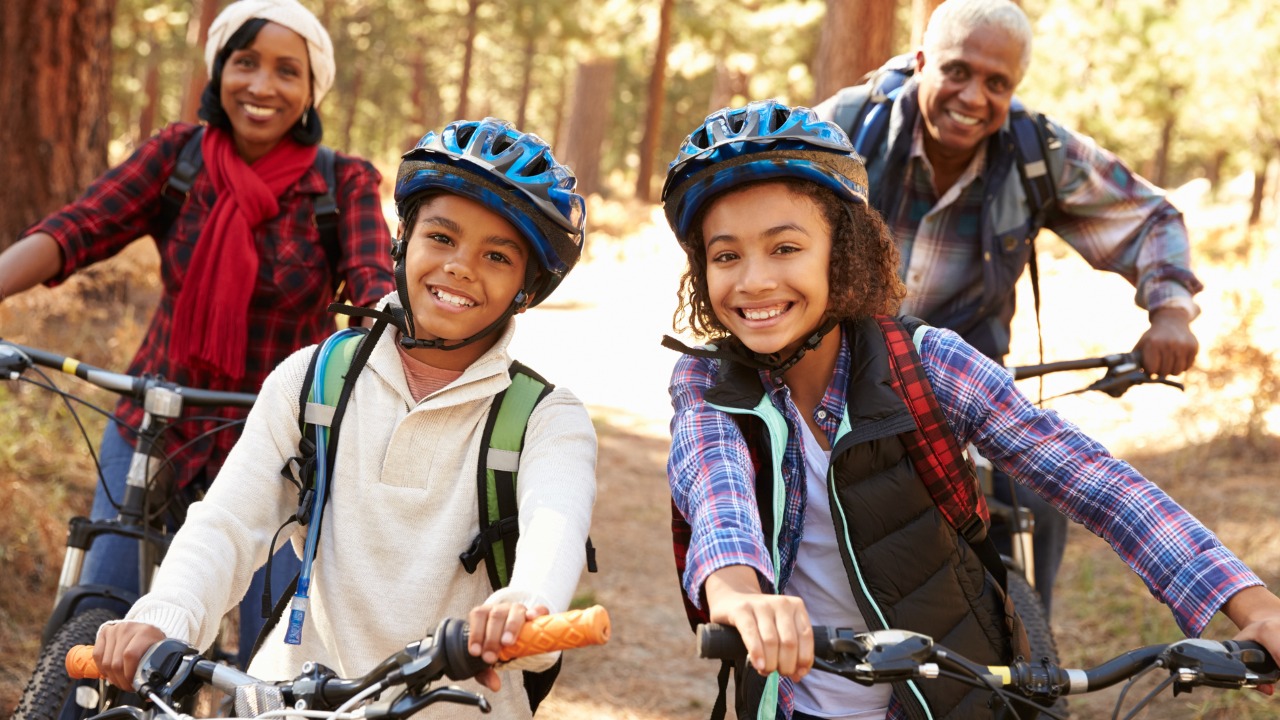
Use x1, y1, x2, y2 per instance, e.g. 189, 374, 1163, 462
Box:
267, 314, 596, 712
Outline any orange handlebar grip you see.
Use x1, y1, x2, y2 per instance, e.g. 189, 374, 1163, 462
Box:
66, 645, 102, 680
497, 605, 611, 662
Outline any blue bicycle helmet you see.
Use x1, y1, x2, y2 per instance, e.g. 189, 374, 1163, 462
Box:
394, 118, 586, 307
661, 100, 869, 244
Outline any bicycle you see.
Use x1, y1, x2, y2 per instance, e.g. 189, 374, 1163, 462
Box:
696, 621, 1276, 719
62, 605, 611, 719
2, 339, 256, 720
964, 350, 1186, 702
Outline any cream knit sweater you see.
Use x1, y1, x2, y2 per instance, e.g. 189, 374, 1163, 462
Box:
117, 311, 597, 718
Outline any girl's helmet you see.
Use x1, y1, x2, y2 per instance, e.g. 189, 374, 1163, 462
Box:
661, 99, 868, 244
394, 118, 586, 308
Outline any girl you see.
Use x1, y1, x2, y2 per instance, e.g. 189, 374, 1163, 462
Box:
93, 118, 597, 719
662, 100, 1279, 720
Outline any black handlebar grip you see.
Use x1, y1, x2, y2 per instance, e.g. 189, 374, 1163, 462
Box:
698, 623, 748, 660
1225, 639, 1279, 674
697, 624, 834, 661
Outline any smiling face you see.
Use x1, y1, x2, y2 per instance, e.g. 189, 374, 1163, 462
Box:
915, 21, 1024, 164
218, 21, 311, 163
701, 182, 833, 357
402, 193, 531, 369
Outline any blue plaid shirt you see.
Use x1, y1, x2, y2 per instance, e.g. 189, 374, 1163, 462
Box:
667, 325, 1260, 718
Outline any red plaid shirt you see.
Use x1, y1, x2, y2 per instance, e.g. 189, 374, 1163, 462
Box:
31, 123, 395, 488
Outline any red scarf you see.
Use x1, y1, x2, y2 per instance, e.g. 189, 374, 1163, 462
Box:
169, 126, 318, 380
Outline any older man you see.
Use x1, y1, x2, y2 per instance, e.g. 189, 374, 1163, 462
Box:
815, 0, 1202, 615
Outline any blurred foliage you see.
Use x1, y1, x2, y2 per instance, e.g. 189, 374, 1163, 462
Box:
105, 0, 1280, 194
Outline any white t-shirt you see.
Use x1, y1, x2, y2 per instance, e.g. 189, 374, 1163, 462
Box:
784, 419, 892, 719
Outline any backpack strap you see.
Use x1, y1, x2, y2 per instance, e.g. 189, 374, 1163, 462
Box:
877, 316, 1008, 591
153, 127, 205, 237
255, 312, 391, 657
312, 146, 342, 290
457, 360, 593, 715
1009, 104, 1063, 384
461, 361, 556, 588
154, 129, 343, 290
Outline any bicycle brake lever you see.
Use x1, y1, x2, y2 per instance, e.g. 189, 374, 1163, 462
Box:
1166, 639, 1259, 694
369, 686, 492, 717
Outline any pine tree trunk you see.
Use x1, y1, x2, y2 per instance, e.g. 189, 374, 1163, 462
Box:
179, 0, 220, 124
0, 0, 116, 249
635, 0, 675, 202
911, 0, 945, 48
456, 0, 482, 119
812, 0, 897, 103
561, 57, 618, 197
1249, 151, 1272, 227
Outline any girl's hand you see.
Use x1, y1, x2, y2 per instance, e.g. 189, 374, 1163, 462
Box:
93, 621, 167, 692
466, 602, 550, 692
705, 565, 814, 682
1224, 585, 1280, 696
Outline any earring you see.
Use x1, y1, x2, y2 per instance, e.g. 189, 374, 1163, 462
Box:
301, 106, 311, 128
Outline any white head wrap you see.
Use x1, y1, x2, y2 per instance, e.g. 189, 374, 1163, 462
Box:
204, 0, 336, 106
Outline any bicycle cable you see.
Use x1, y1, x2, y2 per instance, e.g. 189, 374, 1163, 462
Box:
934, 668, 1031, 720
1118, 672, 1175, 720
13, 369, 128, 511
1109, 659, 1161, 720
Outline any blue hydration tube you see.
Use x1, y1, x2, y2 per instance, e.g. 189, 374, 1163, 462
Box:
285, 328, 360, 645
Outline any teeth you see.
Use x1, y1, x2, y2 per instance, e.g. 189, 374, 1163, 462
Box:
244, 104, 275, 118
433, 288, 475, 307
742, 305, 785, 320
947, 110, 980, 126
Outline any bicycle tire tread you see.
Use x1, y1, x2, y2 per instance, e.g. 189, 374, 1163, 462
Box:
12, 608, 121, 720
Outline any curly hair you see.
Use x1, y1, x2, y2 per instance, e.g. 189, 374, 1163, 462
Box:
673, 178, 906, 339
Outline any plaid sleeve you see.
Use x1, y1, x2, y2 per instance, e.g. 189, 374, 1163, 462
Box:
1046, 126, 1203, 317
920, 327, 1261, 636
28, 123, 196, 283
331, 154, 395, 307
668, 353, 776, 609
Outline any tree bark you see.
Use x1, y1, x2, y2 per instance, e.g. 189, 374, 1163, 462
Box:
812, 0, 896, 103
911, 0, 944, 49
0, 0, 116, 249
180, 0, 220, 124
635, 0, 675, 202
456, 0, 481, 119
561, 57, 618, 197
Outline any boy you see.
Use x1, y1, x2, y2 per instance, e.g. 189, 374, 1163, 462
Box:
94, 119, 597, 719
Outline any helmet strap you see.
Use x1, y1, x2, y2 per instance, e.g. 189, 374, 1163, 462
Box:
393, 247, 529, 353
661, 316, 841, 375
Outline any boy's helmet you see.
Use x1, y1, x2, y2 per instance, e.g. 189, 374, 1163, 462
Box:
394, 118, 586, 308
661, 100, 868, 244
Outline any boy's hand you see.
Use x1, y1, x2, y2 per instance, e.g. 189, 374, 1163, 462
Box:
705, 565, 814, 682
93, 621, 167, 692
467, 602, 550, 692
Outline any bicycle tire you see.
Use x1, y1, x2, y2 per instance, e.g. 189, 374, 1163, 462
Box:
1006, 572, 1068, 714
12, 608, 122, 720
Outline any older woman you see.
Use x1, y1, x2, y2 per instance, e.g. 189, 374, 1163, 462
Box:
0, 0, 394, 670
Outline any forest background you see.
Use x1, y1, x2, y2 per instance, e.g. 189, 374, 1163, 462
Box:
2, 0, 1280, 718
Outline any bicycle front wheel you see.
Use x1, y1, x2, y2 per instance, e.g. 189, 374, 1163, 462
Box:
12, 608, 122, 720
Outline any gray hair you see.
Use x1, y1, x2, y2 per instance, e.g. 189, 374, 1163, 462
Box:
922, 0, 1033, 76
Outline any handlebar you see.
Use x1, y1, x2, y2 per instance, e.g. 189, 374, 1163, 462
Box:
66, 606, 610, 718
0, 339, 255, 408
1007, 349, 1184, 399
697, 624, 1276, 715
